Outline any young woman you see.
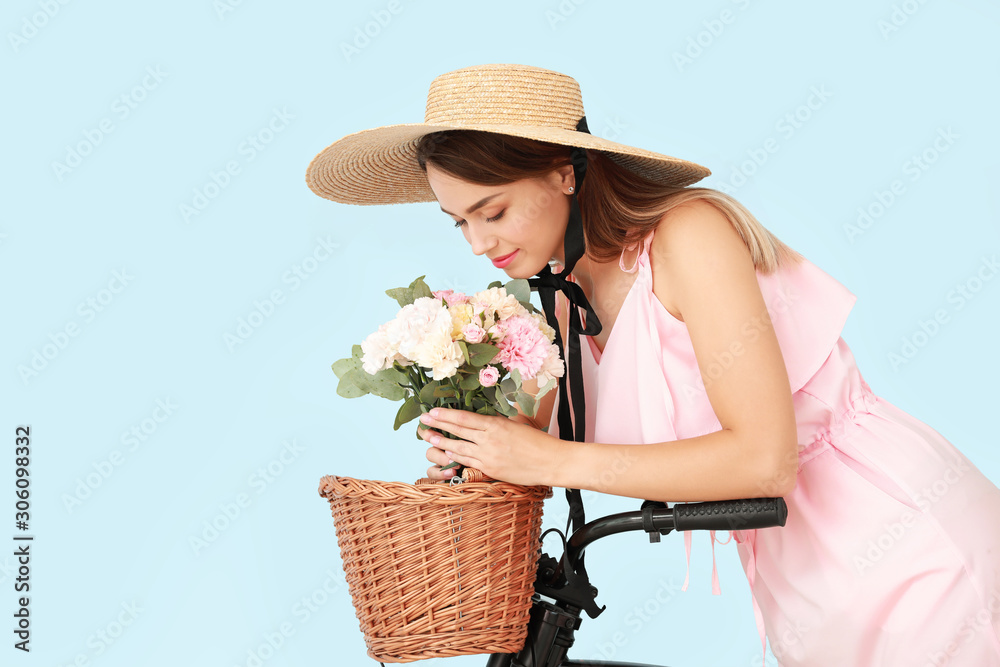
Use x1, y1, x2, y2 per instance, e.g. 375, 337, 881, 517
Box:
305, 63, 1000, 666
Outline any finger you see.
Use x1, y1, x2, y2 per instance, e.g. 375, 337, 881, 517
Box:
441, 444, 483, 472
425, 446, 453, 468
424, 407, 486, 433
420, 415, 472, 442
426, 465, 455, 480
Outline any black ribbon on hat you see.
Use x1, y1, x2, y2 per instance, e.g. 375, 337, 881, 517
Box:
527, 115, 601, 569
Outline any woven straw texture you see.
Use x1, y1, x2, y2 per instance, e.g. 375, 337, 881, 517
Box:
305, 63, 711, 206
318, 473, 553, 663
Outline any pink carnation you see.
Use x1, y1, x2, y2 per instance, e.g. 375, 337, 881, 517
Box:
479, 366, 500, 387
432, 289, 469, 307
495, 315, 549, 380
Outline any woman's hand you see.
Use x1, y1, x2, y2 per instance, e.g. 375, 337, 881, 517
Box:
419, 407, 562, 486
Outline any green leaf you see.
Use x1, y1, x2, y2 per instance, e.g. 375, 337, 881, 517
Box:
374, 366, 408, 385
458, 373, 479, 390
487, 280, 503, 289
499, 377, 518, 396
419, 380, 442, 404
385, 286, 414, 307
490, 385, 518, 418
331, 357, 355, 379
410, 276, 433, 301
337, 370, 370, 398
510, 367, 523, 385
432, 385, 456, 398
368, 376, 407, 401
514, 390, 536, 417
504, 279, 531, 304
535, 377, 557, 402
393, 396, 422, 430
457, 340, 471, 365
467, 343, 500, 367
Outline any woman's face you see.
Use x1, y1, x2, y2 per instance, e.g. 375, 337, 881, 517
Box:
425, 162, 575, 279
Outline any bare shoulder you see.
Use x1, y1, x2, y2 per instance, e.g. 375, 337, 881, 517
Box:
649, 199, 755, 322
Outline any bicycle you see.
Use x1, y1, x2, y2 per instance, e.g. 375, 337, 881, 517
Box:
478, 496, 789, 667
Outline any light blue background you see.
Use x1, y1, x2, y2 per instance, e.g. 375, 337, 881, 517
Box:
4, 1, 999, 666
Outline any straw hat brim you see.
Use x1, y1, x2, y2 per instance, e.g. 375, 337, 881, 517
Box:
305, 121, 712, 206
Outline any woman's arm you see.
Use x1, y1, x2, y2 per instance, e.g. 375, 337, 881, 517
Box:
553, 200, 799, 501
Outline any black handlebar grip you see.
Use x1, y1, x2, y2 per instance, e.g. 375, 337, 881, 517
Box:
673, 497, 788, 532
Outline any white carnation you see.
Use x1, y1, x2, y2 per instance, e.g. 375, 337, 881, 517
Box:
411, 330, 464, 380
535, 344, 565, 387
473, 287, 524, 322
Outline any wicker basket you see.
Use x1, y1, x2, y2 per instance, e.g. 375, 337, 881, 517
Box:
317, 468, 552, 663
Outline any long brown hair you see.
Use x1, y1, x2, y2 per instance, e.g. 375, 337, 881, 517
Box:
415, 130, 804, 273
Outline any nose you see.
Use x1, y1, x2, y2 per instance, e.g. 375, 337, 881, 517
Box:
465, 221, 496, 257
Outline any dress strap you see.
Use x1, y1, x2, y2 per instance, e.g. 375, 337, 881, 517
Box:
618, 229, 655, 274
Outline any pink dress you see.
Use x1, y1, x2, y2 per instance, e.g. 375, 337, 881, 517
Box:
546, 227, 1000, 666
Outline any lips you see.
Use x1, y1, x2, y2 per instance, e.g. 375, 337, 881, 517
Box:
491, 249, 519, 267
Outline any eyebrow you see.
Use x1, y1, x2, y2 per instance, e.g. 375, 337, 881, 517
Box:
439, 193, 505, 217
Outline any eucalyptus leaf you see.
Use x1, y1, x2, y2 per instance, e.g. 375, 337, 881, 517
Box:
499, 377, 517, 396
393, 396, 422, 430
504, 279, 530, 304
467, 343, 499, 366
535, 377, 557, 402
331, 357, 355, 380
432, 385, 456, 398
458, 373, 480, 390
337, 370, 370, 399
410, 276, 433, 300
419, 380, 442, 404
385, 286, 414, 307
514, 390, 536, 417
458, 340, 471, 365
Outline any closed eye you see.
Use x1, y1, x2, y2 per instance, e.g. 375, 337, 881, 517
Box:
453, 209, 506, 228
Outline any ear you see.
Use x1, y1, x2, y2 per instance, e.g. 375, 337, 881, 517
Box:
550, 163, 575, 192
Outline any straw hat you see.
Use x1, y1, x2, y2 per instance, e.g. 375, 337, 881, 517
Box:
304, 63, 711, 205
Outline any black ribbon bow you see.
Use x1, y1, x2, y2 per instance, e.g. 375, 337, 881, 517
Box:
526, 116, 602, 568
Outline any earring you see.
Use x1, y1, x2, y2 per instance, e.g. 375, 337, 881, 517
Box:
568, 186, 574, 194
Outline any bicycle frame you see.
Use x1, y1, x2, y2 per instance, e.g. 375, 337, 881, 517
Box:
485, 497, 788, 667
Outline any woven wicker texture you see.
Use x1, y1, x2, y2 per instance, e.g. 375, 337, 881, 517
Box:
318, 474, 553, 663
305, 63, 711, 206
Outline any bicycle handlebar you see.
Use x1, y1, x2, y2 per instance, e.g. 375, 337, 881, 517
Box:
562, 497, 787, 574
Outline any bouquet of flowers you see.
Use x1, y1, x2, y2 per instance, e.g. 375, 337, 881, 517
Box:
332, 275, 564, 479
